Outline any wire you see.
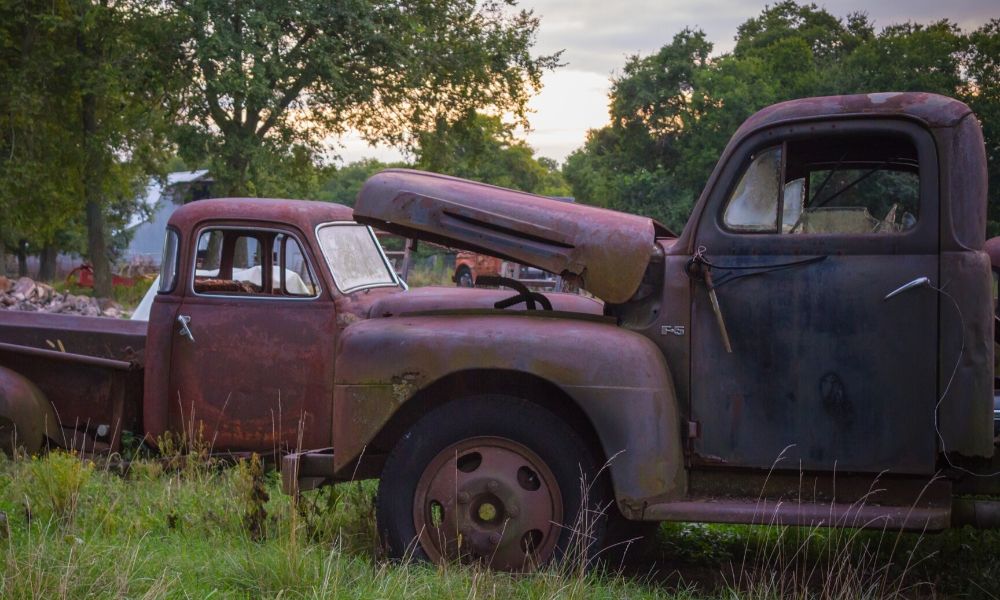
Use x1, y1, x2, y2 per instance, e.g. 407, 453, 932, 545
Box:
688, 246, 828, 289
930, 282, 1000, 478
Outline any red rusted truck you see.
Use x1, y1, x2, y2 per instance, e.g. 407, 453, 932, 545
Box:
2, 92, 999, 570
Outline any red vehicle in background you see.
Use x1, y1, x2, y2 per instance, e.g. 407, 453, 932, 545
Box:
452, 252, 502, 287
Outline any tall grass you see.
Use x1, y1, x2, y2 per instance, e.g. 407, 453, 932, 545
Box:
0, 449, 994, 598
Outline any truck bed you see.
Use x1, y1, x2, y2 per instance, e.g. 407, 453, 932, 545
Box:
0, 311, 146, 449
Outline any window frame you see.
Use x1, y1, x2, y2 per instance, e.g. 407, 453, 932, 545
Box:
314, 221, 402, 294
188, 224, 322, 301
720, 137, 922, 237
698, 118, 939, 257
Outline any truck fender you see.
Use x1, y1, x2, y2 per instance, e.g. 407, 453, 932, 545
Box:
0, 366, 61, 455
333, 313, 686, 517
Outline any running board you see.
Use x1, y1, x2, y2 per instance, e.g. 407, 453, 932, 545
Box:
642, 498, 950, 532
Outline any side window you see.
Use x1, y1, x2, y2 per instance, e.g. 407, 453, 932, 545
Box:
723, 146, 782, 232
722, 134, 920, 235
158, 229, 180, 293
192, 228, 318, 298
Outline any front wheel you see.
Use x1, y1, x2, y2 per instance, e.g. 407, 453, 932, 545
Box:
376, 395, 609, 571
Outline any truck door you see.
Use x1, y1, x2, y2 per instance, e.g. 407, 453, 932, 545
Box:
168, 224, 336, 452
691, 120, 939, 474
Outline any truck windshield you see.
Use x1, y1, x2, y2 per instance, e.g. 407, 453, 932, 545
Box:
316, 223, 399, 293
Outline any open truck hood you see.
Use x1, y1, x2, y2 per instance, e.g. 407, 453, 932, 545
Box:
354, 169, 670, 304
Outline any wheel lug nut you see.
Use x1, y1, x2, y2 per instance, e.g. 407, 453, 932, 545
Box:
487, 480, 499, 491
508, 504, 519, 517
489, 532, 501, 545
457, 492, 471, 504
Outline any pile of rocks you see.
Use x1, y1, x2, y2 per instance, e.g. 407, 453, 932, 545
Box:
0, 276, 124, 318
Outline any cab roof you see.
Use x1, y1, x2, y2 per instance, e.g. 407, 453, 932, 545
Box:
167, 197, 354, 234
734, 92, 973, 136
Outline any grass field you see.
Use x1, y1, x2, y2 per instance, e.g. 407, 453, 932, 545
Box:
1, 450, 998, 599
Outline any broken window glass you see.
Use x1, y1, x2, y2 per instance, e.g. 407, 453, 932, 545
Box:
722, 134, 920, 235
723, 146, 782, 232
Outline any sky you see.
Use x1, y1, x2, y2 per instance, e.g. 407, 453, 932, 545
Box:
335, 0, 998, 165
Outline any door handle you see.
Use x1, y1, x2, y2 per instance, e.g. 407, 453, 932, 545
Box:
883, 276, 931, 301
177, 314, 195, 342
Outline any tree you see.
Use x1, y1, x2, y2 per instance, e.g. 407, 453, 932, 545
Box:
964, 19, 1000, 235
564, 3, 999, 233
0, 1, 84, 278
317, 159, 403, 207
415, 112, 569, 195
170, 0, 559, 198
0, 0, 179, 293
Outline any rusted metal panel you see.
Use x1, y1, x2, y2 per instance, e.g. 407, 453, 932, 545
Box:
938, 250, 994, 458
331, 313, 686, 515
986, 237, 1000, 268
0, 310, 146, 363
643, 499, 950, 532
167, 296, 338, 452
938, 111, 988, 251
0, 312, 146, 445
353, 169, 671, 304
0, 366, 61, 453
688, 254, 939, 473
733, 92, 972, 137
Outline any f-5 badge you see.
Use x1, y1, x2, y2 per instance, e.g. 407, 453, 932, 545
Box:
661, 325, 685, 336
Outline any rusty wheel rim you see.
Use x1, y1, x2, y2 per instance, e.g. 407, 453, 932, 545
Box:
413, 436, 563, 571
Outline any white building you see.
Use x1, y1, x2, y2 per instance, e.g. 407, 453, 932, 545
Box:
123, 170, 213, 267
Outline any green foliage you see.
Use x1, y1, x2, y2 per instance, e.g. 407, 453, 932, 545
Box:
415, 112, 571, 196
967, 19, 1000, 236
17, 451, 93, 525
317, 159, 406, 207
0, 453, 998, 597
564, 2, 1000, 234
0, 0, 181, 291
169, 0, 560, 198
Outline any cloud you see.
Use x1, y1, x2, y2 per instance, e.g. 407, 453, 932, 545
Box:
337, 0, 999, 164
530, 0, 999, 76
521, 69, 612, 161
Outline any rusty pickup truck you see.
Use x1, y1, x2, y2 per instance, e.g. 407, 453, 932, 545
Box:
2, 91, 1000, 571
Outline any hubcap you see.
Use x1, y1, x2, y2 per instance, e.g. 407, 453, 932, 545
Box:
413, 436, 563, 570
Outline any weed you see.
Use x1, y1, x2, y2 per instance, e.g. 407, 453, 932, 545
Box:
16, 451, 93, 526
235, 453, 270, 541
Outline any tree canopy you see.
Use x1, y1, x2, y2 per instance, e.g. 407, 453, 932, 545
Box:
169, 0, 559, 197
0, 0, 180, 291
414, 112, 569, 196
564, 2, 1000, 233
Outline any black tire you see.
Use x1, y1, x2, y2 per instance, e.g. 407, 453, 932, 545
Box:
454, 266, 474, 287
376, 395, 610, 569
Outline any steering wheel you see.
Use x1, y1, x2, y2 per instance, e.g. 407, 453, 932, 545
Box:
475, 276, 553, 311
